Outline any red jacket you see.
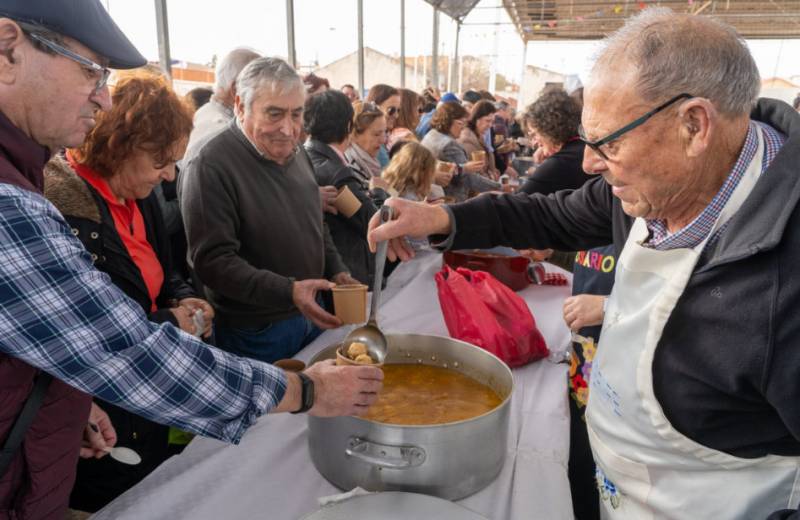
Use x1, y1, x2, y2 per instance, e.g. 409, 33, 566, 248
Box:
0, 110, 92, 519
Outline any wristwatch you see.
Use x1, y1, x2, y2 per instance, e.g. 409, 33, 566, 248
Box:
291, 372, 315, 414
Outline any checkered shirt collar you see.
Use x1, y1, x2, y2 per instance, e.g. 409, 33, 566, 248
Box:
645, 121, 785, 251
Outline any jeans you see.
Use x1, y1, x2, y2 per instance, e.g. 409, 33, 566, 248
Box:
215, 314, 323, 364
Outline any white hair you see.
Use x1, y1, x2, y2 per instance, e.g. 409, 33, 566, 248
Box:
592, 7, 760, 116
236, 57, 304, 114
214, 48, 261, 95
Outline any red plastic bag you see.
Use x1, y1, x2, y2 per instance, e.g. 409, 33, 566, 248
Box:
435, 265, 549, 367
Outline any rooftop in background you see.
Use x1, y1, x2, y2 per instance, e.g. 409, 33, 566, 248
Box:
503, 0, 800, 41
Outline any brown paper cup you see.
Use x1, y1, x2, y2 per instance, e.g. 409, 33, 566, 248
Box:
494, 134, 504, 145
471, 150, 487, 162
436, 160, 455, 174
333, 185, 362, 218
331, 284, 368, 324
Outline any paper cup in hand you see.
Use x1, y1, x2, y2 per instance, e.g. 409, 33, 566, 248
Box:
471, 150, 487, 163
436, 160, 455, 174
333, 185, 362, 218
331, 284, 368, 324
493, 134, 504, 145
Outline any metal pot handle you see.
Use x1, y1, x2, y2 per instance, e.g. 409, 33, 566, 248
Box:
345, 437, 426, 469
527, 262, 545, 285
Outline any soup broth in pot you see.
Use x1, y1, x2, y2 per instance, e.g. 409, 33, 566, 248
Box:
362, 364, 503, 425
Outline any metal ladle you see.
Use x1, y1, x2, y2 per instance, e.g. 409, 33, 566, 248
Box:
341, 205, 393, 364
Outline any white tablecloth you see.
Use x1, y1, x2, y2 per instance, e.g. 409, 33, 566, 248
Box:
92, 252, 574, 520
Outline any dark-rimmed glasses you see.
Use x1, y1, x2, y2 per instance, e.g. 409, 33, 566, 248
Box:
579, 93, 693, 160
27, 32, 110, 94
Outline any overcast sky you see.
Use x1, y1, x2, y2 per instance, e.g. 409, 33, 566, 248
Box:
105, 0, 800, 85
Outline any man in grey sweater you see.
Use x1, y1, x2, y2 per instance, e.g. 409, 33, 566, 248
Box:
182, 57, 358, 363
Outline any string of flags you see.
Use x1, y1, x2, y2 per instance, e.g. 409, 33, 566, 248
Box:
526, 0, 709, 32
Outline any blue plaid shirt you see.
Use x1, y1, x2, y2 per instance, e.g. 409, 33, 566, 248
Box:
0, 185, 286, 444
646, 121, 786, 250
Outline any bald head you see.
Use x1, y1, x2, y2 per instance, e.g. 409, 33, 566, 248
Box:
214, 47, 261, 107
590, 7, 759, 117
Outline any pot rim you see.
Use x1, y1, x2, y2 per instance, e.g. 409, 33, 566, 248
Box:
308, 333, 514, 429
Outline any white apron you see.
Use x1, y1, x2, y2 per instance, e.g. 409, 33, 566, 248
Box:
585, 125, 800, 519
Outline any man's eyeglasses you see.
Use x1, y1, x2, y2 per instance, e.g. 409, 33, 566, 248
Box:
579, 93, 693, 160
27, 32, 110, 94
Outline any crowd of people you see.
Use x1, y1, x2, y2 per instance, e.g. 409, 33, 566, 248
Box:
2, 1, 800, 519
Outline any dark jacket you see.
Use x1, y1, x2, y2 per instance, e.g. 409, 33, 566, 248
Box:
445, 99, 800, 518
0, 111, 93, 520
305, 139, 377, 286
44, 156, 195, 325
43, 156, 195, 512
519, 140, 594, 196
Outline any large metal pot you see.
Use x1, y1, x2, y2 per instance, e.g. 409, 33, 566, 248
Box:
307, 333, 513, 500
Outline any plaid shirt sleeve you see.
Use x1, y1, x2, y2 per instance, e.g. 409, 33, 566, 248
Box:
0, 186, 287, 444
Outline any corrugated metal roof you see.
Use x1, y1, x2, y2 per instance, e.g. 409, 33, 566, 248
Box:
424, 0, 483, 22
503, 0, 800, 41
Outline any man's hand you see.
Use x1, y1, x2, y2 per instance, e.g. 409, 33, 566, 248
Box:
367, 198, 451, 262
563, 294, 606, 331
169, 306, 196, 335
80, 402, 117, 459
179, 297, 215, 338
332, 272, 360, 286
319, 186, 338, 215
292, 279, 342, 329
306, 359, 384, 417
462, 160, 484, 174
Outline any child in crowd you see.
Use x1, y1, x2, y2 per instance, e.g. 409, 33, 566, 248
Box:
381, 142, 437, 250
382, 141, 436, 202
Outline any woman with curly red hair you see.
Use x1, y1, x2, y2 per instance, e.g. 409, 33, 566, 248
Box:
43, 73, 214, 512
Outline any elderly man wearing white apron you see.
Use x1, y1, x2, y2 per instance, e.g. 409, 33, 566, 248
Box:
368, 7, 800, 520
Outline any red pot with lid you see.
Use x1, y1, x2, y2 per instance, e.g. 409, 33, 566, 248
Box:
443, 247, 541, 291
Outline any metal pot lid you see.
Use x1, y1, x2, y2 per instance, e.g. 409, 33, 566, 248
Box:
301, 492, 489, 520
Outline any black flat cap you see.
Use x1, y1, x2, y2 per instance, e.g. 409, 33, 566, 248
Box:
0, 0, 146, 69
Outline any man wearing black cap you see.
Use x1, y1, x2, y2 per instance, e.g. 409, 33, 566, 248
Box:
0, 2, 382, 518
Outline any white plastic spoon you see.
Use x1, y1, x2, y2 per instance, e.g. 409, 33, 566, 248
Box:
102, 446, 142, 465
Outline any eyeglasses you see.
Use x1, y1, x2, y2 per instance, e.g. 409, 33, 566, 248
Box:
385, 106, 399, 117
579, 93, 693, 160
27, 32, 111, 94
